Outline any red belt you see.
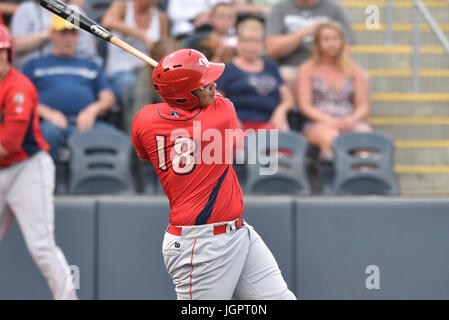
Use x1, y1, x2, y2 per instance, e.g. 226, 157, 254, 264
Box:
167, 217, 244, 236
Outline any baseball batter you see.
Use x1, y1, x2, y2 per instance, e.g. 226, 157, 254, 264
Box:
131, 48, 296, 300
0, 25, 77, 300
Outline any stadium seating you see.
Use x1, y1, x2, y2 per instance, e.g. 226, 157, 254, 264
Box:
331, 131, 400, 195
244, 130, 311, 195
67, 128, 136, 194
138, 159, 165, 195
343, 0, 449, 195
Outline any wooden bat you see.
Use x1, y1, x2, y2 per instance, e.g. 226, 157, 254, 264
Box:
39, 0, 158, 67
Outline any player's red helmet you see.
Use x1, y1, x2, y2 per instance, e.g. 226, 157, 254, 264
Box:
0, 25, 14, 63
153, 49, 225, 109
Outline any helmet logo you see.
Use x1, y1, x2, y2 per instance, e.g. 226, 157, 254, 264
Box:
198, 57, 210, 68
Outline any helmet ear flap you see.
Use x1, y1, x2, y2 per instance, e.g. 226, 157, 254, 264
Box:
160, 92, 199, 109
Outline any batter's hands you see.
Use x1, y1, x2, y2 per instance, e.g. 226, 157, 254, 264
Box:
76, 104, 99, 132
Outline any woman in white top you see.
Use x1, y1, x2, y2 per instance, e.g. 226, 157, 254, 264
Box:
102, 0, 169, 101
167, 0, 269, 39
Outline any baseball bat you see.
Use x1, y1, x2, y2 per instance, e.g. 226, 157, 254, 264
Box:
39, 0, 158, 67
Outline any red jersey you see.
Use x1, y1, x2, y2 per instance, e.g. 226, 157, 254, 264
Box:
0, 67, 49, 167
132, 93, 244, 226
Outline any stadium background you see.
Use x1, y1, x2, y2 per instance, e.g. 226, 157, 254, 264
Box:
0, 0, 449, 299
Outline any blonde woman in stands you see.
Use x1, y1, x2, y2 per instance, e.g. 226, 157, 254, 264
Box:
297, 21, 372, 160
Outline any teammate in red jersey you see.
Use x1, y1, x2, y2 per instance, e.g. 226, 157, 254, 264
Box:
132, 48, 296, 300
0, 25, 77, 300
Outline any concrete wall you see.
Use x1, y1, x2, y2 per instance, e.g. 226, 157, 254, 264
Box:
1, 196, 449, 300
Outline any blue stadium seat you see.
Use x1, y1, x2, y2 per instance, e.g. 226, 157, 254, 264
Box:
331, 131, 400, 195
67, 129, 136, 194
244, 130, 311, 195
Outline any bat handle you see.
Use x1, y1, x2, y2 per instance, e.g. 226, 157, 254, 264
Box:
110, 36, 158, 68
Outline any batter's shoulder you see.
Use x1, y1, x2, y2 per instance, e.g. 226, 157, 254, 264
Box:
132, 103, 163, 131
213, 93, 237, 120
135, 103, 162, 119
215, 93, 234, 109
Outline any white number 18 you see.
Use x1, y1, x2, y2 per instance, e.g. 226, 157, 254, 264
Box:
155, 135, 196, 175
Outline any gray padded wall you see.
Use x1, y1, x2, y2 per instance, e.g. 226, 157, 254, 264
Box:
296, 198, 449, 299
97, 197, 176, 299
242, 197, 295, 293
2, 197, 449, 300
0, 199, 96, 299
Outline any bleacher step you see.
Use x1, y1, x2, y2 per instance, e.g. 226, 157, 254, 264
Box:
371, 101, 449, 117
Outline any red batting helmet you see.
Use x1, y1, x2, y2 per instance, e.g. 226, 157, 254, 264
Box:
153, 49, 225, 109
0, 25, 13, 63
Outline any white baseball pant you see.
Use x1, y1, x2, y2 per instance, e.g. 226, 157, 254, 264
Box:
162, 218, 296, 300
0, 151, 77, 300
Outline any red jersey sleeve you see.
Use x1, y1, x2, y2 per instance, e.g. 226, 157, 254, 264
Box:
0, 86, 37, 154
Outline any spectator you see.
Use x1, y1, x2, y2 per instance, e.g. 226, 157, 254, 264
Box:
216, 18, 294, 132
167, 0, 227, 40
265, 0, 354, 95
233, 0, 271, 18
207, 2, 238, 62
10, 0, 101, 71
23, 15, 116, 159
183, 2, 238, 63
0, 1, 19, 25
167, 0, 268, 40
0, 24, 78, 300
297, 21, 371, 160
127, 37, 180, 132
102, 0, 169, 101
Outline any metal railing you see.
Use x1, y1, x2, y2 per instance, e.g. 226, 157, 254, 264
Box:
385, 0, 449, 90
412, 0, 449, 91
385, 0, 394, 45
